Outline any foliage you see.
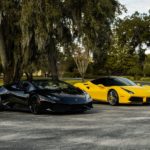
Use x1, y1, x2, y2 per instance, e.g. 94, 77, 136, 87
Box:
116, 12, 150, 73
144, 54, 150, 76
0, 0, 123, 84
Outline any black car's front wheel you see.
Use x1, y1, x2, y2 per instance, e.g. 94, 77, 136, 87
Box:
107, 90, 119, 106
29, 96, 42, 114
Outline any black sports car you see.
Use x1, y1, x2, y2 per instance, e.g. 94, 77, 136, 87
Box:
0, 79, 93, 114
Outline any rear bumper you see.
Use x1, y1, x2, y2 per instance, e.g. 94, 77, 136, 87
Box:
40, 101, 93, 112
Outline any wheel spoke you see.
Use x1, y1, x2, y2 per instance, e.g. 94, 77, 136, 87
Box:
29, 97, 41, 114
108, 90, 118, 106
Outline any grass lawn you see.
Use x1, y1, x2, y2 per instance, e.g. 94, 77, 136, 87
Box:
0, 78, 83, 86
1, 77, 150, 86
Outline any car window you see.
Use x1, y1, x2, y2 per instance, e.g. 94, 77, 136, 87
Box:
91, 78, 108, 85
22, 83, 30, 90
11, 84, 19, 89
22, 81, 36, 92
10, 82, 23, 90
32, 80, 83, 94
91, 77, 136, 86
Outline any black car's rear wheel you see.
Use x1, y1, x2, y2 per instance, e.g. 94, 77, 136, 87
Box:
0, 96, 4, 111
29, 96, 42, 114
107, 90, 119, 106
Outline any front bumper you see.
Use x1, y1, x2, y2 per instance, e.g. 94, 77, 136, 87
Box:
119, 95, 150, 104
40, 101, 93, 112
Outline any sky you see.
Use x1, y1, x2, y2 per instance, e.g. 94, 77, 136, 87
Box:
119, 0, 150, 18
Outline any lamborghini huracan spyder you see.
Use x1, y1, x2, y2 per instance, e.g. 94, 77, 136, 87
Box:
0, 79, 93, 114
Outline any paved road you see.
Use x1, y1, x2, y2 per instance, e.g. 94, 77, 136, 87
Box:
1, 104, 150, 150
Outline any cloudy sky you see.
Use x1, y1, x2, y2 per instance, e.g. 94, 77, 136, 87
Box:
119, 0, 150, 18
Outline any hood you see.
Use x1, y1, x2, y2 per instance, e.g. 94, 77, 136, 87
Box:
121, 86, 150, 95
35, 89, 88, 104
52, 93, 88, 104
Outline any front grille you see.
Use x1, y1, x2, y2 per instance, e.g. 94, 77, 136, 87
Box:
50, 102, 93, 113
129, 97, 143, 103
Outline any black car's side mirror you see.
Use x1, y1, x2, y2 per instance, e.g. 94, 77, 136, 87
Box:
23, 86, 29, 93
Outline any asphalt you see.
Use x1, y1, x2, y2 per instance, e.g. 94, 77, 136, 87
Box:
1, 104, 150, 150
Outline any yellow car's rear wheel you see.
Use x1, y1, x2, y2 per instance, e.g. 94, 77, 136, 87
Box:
107, 90, 119, 106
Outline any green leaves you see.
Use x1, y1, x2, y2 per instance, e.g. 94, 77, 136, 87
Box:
115, 12, 150, 74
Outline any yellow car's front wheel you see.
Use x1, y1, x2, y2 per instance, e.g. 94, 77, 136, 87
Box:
107, 90, 119, 106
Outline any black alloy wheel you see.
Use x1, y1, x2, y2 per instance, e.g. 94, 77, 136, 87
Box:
29, 96, 42, 114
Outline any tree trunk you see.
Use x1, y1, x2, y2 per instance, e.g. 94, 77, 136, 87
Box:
12, 60, 23, 83
0, 26, 23, 84
3, 63, 23, 84
81, 74, 85, 83
25, 72, 33, 81
47, 35, 59, 81
0, 24, 8, 70
0, 24, 13, 84
3, 66, 14, 84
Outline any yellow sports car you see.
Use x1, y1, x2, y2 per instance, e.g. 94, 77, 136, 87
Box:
74, 76, 150, 105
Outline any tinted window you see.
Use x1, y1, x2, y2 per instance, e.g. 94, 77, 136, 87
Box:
8, 82, 23, 90
91, 77, 136, 86
32, 80, 83, 94
22, 82, 36, 92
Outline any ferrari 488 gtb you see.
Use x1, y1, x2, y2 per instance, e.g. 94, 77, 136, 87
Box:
74, 77, 150, 105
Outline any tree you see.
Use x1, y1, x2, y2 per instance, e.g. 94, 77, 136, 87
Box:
73, 46, 91, 82
0, 0, 23, 84
116, 11, 150, 74
0, 0, 123, 84
143, 54, 150, 77
19, 0, 123, 81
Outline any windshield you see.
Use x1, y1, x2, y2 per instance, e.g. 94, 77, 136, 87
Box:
32, 80, 83, 94
91, 77, 136, 86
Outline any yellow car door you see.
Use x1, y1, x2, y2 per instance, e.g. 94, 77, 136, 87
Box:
86, 82, 108, 102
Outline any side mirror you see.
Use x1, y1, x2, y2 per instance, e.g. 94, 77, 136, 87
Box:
24, 89, 28, 93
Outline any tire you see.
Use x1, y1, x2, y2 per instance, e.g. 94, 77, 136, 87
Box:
107, 90, 119, 106
0, 96, 4, 111
29, 96, 42, 114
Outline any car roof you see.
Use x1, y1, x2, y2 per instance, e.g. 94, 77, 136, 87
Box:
91, 76, 121, 81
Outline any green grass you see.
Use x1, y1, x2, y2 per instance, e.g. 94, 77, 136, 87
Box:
0, 78, 84, 86
1, 77, 150, 86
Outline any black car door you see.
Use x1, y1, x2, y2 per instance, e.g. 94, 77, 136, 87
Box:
7, 82, 29, 106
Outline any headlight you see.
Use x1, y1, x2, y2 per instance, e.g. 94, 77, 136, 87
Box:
122, 88, 134, 94
85, 93, 92, 102
0, 87, 8, 94
47, 95, 60, 101
39, 95, 60, 103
